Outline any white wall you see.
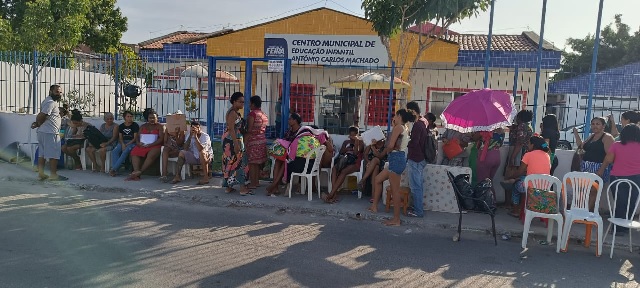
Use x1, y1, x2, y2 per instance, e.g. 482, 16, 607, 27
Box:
0, 61, 146, 117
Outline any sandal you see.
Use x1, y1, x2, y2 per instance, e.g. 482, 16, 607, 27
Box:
170, 179, 181, 184
226, 188, 237, 194
109, 170, 117, 177
240, 191, 254, 196
159, 176, 168, 183
197, 180, 209, 185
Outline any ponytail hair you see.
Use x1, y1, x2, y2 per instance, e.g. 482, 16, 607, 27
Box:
529, 135, 550, 153
396, 108, 416, 124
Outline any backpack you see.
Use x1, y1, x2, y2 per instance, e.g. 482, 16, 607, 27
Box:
83, 125, 108, 148
424, 128, 438, 164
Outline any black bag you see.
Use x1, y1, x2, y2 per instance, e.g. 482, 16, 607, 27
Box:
334, 153, 356, 173
473, 179, 496, 213
424, 129, 438, 164
83, 125, 108, 148
453, 174, 475, 210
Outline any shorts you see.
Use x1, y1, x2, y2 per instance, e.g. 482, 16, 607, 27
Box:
183, 150, 210, 165
37, 132, 61, 160
388, 151, 406, 175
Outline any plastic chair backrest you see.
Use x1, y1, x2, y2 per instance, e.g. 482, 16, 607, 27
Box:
607, 178, 640, 221
563, 171, 604, 213
524, 174, 563, 213
301, 146, 326, 175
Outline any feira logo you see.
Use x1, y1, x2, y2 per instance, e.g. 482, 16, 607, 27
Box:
265, 46, 285, 56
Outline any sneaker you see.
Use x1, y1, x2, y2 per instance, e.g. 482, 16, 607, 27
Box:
407, 211, 423, 218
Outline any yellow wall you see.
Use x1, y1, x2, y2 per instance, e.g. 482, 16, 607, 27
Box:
207, 8, 458, 68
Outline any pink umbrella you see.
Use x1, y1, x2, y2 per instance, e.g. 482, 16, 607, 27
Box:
440, 88, 517, 161
440, 88, 517, 133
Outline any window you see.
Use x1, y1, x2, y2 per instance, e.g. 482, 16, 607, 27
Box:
279, 83, 315, 122
366, 89, 396, 126
164, 80, 178, 90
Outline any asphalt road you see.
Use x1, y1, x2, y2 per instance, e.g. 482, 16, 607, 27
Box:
0, 178, 637, 288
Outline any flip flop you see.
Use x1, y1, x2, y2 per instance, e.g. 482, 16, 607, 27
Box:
197, 180, 210, 185
170, 179, 181, 184
109, 170, 117, 177
125, 174, 140, 181
225, 188, 237, 194
38, 175, 49, 181
240, 191, 254, 196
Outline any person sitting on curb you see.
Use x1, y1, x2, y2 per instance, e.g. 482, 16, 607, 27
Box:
170, 121, 213, 185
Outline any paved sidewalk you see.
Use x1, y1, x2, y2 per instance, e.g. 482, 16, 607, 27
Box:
3, 161, 636, 253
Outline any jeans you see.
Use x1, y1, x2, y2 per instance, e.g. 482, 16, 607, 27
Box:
408, 159, 427, 217
610, 175, 640, 232
111, 143, 135, 172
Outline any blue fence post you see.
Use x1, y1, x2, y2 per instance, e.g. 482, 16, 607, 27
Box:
584, 0, 605, 138
32, 50, 38, 114
207, 57, 216, 138
483, 0, 496, 88
387, 62, 396, 134
532, 0, 548, 131
244, 60, 253, 118
114, 53, 121, 120
281, 59, 292, 138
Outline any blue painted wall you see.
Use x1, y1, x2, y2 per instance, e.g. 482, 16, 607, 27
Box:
548, 61, 640, 97
139, 44, 207, 63
456, 50, 561, 69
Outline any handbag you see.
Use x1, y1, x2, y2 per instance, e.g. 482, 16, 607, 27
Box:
268, 142, 287, 161
526, 187, 558, 214
443, 138, 463, 160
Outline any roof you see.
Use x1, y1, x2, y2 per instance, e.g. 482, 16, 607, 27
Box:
139, 31, 210, 50
444, 32, 561, 52
548, 61, 640, 97
408, 23, 458, 35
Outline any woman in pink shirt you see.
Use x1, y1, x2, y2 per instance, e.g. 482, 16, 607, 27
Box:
505, 135, 551, 217
597, 124, 640, 235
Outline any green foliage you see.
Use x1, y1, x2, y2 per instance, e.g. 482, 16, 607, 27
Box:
60, 89, 96, 116
554, 15, 640, 81
362, 0, 489, 80
0, 0, 127, 53
0, 17, 11, 50
184, 89, 199, 118
106, 45, 155, 116
362, 0, 488, 38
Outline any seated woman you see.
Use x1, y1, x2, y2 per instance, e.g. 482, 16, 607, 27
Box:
160, 125, 186, 182
505, 135, 551, 217
171, 121, 213, 185
266, 113, 302, 196
322, 126, 365, 203
127, 109, 164, 181
61, 109, 90, 170
357, 138, 386, 191
86, 112, 118, 173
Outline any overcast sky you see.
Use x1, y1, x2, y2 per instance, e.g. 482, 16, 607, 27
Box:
117, 0, 640, 50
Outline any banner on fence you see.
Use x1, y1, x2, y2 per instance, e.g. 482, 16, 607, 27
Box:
264, 34, 389, 66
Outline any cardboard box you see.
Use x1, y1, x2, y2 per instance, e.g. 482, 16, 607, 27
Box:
166, 114, 187, 134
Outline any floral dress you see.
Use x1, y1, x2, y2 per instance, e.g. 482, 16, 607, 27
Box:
222, 109, 248, 187
246, 108, 268, 164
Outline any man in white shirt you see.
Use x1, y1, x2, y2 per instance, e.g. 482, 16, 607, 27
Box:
31, 85, 66, 181
171, 121, 213, 185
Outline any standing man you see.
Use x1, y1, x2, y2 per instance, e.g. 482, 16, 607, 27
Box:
170, 121, 213, 185
406, 101, 428, 217
31, 85, 66, 181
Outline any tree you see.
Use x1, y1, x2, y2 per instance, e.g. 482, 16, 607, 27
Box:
362, 0, 489, 83
0, 0, 127, 53
554, 14, 640, 81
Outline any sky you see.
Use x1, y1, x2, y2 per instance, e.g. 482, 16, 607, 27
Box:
117, 0, 640, 50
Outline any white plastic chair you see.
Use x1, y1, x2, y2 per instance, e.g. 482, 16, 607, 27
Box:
561, 171, 604, 256
320, 148, 337, 197
160, 146, 189, 180
288, 146, 326, 201
521, 174, 564, 253
347, 160, 365, 199
66, 139, 88, 170
605, 179, 640, 258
